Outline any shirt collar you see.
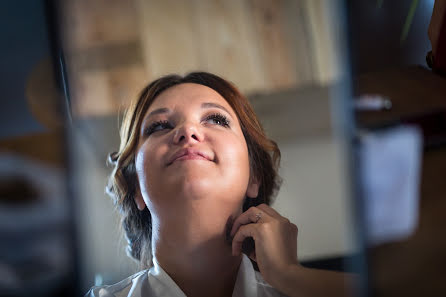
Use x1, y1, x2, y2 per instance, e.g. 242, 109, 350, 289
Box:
148, 257, 186, 297
232, 254, 259, 297
148, 254, 258, 297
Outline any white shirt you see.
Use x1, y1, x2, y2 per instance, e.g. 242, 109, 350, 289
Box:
86, 255, 287, 297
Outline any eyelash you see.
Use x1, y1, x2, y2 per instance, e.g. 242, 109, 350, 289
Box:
204, 113, 230, 127
144, 120, 172, 136
143, 113, 230, 136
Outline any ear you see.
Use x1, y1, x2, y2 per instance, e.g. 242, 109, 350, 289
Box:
246, 175, 260, 198
134, 183, 146, 211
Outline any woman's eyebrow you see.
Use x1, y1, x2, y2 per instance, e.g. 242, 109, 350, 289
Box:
141, 107, 169, 128
146, 107, 169, 119
201, 102, 231, 115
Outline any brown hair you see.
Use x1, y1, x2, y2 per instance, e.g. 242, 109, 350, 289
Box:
106, 72, 281, 267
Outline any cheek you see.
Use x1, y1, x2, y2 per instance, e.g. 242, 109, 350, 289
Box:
219, 137, 251, 181
136, 138, 165, 170
135, 141, 165, 199
135, 144, 151, 178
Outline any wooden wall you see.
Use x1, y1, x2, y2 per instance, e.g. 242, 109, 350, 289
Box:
60, 0, 341, 117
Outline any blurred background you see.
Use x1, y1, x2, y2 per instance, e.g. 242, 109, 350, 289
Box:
1, 0, 445, 296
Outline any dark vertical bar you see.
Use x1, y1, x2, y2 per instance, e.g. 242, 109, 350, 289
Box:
43, 0, 80, 296
342, 1, 370, 296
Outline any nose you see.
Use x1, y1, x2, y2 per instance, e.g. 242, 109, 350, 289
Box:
172, 122, 204, 144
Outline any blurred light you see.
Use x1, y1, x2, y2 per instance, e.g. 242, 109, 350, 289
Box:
94, 274, 103, 286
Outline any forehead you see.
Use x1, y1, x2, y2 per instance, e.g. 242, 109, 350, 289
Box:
148, 83, 234, 113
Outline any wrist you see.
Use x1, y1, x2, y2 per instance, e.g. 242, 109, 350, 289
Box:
269, 263, 304, 297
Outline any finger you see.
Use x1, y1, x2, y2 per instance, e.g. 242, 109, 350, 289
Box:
257, 204, 291, 223
232, 224, 258, 256
230, 206, 270, 237
256, 204, 282, 218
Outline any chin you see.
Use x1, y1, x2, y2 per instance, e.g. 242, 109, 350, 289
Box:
175, 179, 244, 206
178, 180, 220, 200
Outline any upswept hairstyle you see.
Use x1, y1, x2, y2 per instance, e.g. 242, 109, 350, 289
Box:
106, 72, 281, 267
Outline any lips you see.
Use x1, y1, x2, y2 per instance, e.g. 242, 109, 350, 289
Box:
167, 148, 213, 165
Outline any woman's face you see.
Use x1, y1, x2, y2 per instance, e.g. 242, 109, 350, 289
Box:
135, 83, 259, 219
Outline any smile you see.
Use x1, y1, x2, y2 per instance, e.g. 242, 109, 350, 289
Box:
167, 148, 213, 165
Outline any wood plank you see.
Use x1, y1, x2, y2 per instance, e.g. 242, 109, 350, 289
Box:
302, 0, 341, 85
248, 0, 298, 90
137, 0, 200, 79
69, 41, 144, 72
192, 0, 267, 93
282, 0, 315, 86
70, 65, 147, 117
59, 0, 340, 117
61, 0, 139, 51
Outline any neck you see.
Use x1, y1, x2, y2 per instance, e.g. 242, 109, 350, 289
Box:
151, 204, 243, 297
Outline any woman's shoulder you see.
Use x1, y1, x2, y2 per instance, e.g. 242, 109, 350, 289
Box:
85, 269, 149, 297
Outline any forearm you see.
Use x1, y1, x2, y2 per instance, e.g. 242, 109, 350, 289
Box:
274, 265, 358, 297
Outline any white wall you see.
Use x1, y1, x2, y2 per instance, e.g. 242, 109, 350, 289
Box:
250, 85, 358, 262
273, 137, 357, 261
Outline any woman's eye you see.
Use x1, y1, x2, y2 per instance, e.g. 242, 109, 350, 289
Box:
144, 120, 172, 136
204, 113, 230, 127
